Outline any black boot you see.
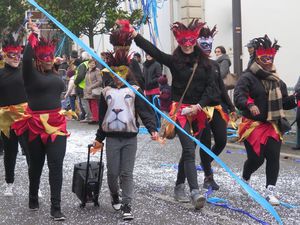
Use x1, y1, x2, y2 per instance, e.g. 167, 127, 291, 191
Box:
203, 174, 220, 191
29, 196, 39, 211
50, 200, 66, 221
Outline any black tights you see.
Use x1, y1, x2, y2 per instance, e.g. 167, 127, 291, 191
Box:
1, 130, 29, 183
200, 110, 227, 176
28, 135, 66, 206
243, 138, 281, 187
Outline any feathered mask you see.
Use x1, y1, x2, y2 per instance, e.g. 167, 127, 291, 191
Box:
171, 19, 205, 46
251, 35, 280, 64
2, 31, 23, 56
197, 25, 217, 53
104, 20, 134, 79
28, 33, 57, 62
104, 49, 131, 79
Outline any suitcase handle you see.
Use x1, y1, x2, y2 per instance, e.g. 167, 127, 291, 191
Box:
83, 144, 104, 203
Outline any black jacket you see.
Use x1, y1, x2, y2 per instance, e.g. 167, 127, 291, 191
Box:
143, 59, 162, 91
134, 34, 220, 107
234, 69, 296, 122
129, 58, 145, 90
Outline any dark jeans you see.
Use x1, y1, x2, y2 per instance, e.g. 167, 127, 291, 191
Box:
28, 135, 66, 206
175, 121, 201, 191
200, 110, 227, 176
69, 95, 77, 112
243, 138, 281, 187
1, 130, 29, 183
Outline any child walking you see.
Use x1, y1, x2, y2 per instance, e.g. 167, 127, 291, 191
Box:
92, 22, 158, 220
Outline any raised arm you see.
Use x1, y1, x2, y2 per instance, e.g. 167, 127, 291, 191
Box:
132, 30, 173, 67
22, 43, 35, 85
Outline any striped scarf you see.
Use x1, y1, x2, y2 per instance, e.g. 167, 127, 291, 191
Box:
249, 62, 285, 121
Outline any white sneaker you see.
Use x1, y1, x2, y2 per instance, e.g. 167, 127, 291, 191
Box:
4, 183, 14, 197
38, 189, 43, 198
266, 185, 280, 206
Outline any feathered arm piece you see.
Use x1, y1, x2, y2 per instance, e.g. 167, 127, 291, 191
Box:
115, 19, 133, 33
28, 32, 39, 49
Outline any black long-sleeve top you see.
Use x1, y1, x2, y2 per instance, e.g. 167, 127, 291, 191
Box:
0, 64, 27, 107
134, 34, 220, 107
22, 45, 65, 111
234, 69, 296, 122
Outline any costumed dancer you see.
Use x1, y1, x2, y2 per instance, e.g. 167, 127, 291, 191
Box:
197, 25, 236, 190
0, 30, 29, 197
130, 19, 220, 209
92, 21, 158, 220
234, 35, 297, 205
12, 21, 68, 220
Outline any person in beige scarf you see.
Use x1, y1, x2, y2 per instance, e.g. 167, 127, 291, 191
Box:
234, 35, 297, 205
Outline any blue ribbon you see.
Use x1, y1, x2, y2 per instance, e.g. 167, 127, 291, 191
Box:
152, 95, 160, 128
26, 1, 282, 224
206, 189, 270, 225
55, 35, 66, 56
160, 163, 203, 171
280, 201, 299, 209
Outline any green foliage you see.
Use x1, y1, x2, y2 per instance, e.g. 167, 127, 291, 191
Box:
0, 1, 29, 38
104, 8, 144, 33
36, 0, 124, 47
0, 0, 144, 48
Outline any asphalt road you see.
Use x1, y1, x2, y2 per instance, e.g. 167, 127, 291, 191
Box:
0, 121, 299, 225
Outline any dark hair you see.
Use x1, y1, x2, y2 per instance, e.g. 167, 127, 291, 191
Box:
250, 35, 280, 51
172, 45, 211, 70
133, 52, 141, 58
71, 50, 78, 58
215, 46, 226, 54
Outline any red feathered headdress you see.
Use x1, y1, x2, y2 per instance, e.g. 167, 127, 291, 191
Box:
171, 19, 205, 46
110, 19, 134, 50
28, 33, 57, 62
2, 32, 23, 53
251, 35, 280, 58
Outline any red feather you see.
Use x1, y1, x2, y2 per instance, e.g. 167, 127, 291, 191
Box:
28, 33, 39, 49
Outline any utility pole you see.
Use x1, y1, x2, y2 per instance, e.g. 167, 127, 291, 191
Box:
232, 0, 243, 75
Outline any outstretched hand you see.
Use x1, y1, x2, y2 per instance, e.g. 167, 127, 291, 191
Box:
115, 19, 137, 38
28, 17, 40, 35
90, 140, 104, 155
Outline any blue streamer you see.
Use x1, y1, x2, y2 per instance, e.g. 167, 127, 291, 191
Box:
152, 95, 161, 128
206, 189, 270, 225
26, 1, 282, 224
280, 201, 299, 209
138, 127, 149, 134
55, 35, 66, 56
151, 0, 159, 38
160, 164, 203, 171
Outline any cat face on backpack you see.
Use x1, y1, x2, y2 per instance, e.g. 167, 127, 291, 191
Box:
102, 86, 138, 133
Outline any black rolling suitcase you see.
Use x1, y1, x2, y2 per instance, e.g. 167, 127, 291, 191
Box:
72, 144, 104, 208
